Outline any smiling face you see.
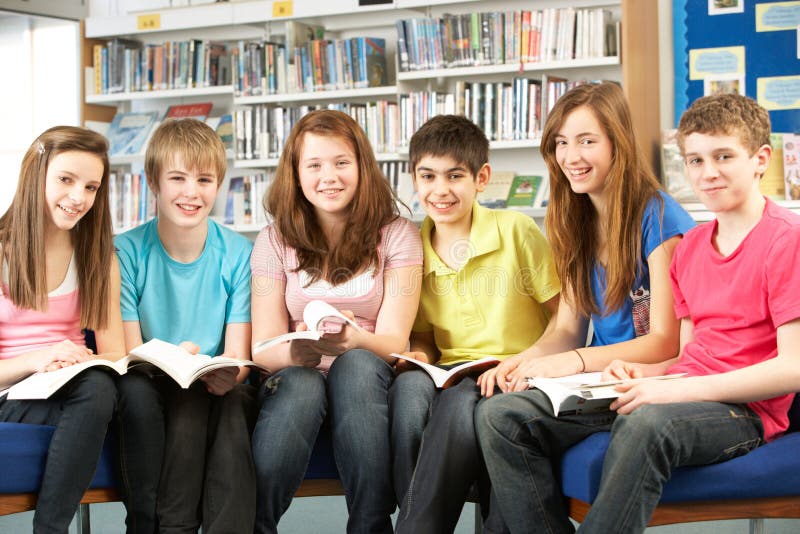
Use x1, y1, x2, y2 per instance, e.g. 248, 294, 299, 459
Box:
682, 131, 769, 214
155, 155, 219, 231
554, 105, 614, 203
44, 150, 104, 233
413, 154, 489, 231
297, 132, 359, 224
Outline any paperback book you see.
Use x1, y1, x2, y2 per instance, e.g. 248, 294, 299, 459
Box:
389, 354, 501, 389
3, 339, 267, 400
526, 372, 686, 416
252, 300, 362, 353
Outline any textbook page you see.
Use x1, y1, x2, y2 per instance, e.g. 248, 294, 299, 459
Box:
528, 372, 686, 416
390, 353, 500, 388
252, 300, 362, 353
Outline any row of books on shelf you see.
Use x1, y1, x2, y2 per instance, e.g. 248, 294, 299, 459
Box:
102, 104, 233, 157
223, 161, 413, 228
109, 170, 156, 232
233, 35, 388, 97
92, 38, 230, 95
396, 7, 616, 72
234, 101, 400, 161
233, 76, 590, 162
662, 130, 800, 203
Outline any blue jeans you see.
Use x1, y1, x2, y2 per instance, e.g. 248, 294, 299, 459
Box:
0, 368, 117, 534
475, 390, 763, 534
117, 371, 257, 534
391, 372, 507, 534
253, 349, 396, 534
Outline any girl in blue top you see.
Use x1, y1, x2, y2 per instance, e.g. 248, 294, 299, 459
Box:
475, 82, 695, 533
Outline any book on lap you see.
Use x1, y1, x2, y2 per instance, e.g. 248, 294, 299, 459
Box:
251, 300, 362, 354
526, 372, 686, 416
389, 353, 501, 389
3, 338, 267, 400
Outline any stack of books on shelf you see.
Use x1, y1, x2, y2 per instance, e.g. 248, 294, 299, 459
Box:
225, 173, 271, 228
232, 21, 389, 96
91, 38, 230, 95
103, 105, 233, 160
396, 7, 615, 72
234, 101, 400, 161
109, 171, 156, 232
398, 77, 585, 147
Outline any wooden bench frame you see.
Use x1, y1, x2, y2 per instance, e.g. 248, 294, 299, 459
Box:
568, 496, 800, 534
1, 479, 346, 533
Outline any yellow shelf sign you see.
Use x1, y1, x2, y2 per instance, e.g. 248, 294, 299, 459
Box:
273, 1, 293, 18
137, 13, 161, 31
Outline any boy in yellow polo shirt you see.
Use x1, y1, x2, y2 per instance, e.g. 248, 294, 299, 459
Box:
389, 114, 560, 533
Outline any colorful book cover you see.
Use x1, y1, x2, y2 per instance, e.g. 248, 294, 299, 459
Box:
506, 174, 543, 207
164, 102, 213, 121
106, 111, 159, 157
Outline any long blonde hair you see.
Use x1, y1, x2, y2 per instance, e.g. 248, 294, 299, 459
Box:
266, 110, 400, 285
0, 126, 113, 329
542, 83, 663, 316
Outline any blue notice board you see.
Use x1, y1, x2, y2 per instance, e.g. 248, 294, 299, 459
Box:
673, 0, 800, 132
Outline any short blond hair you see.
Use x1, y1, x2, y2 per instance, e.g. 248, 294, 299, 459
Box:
144, 118, 226, 192
677, 93, 771, 156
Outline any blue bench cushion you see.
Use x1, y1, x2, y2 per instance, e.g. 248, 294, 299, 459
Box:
561, 430, 800, 503
304, 424, 339, 480
0, 422, 117, 493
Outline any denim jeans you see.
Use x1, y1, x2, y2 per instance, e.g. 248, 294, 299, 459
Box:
475, 390, 764, 534
253, 349, 395, 534
580, 402, 762, 533
117, 371, 257, 534
388, 369, 436, 505
392, 373, 507, 534
0, 368, 117, 534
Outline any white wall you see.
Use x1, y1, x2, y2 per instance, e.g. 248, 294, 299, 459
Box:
0, 12, 80, 216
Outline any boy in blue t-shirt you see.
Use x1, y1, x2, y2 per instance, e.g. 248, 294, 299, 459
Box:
114, 118, 256, 533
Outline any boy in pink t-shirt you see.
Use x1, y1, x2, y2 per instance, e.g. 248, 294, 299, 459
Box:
570, 93, 800, 532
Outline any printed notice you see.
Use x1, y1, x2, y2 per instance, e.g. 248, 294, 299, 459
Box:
757, 75, 800, 110
689, 46, 745, 80
756, 1, 800, 31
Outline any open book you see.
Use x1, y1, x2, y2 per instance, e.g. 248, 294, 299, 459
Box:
527, 372, 687, 416
252, 300, 362, 353
390, 353, 500, 389
4, 339, 268, 400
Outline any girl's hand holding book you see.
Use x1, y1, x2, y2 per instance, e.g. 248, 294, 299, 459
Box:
506, 351, 585, 392
32, 339, 94, 373
199, 366, 238, 396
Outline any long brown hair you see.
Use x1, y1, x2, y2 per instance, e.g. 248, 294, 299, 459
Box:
542, 82, 663, 316
266, 110, 400, 285
0, 126, 113, 329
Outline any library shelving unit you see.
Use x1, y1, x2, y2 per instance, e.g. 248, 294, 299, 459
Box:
81, 0, 661, 230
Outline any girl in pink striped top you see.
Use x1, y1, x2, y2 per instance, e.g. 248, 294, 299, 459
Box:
250, 110, 422, 534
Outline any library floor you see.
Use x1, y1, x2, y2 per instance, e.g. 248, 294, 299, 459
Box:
0, 499, 798, 533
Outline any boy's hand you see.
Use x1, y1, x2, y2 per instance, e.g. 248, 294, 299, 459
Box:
179, 341, 200, 355
610, 378, 694, 415
200, 367, 238, 396
395, 351, 430, 373
601, 360, 644, 382
477, 354, 522, 397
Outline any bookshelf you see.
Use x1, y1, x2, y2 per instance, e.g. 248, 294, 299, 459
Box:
81, 0, 661, 233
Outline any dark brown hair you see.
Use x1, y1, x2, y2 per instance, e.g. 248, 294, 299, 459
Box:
0, 126, 113, 329
541, 82, 663, 316
266, 110, 400, 284
408, 114, 489, 177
